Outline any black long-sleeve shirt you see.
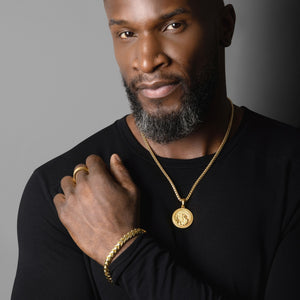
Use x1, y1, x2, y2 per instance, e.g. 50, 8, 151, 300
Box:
12, 108, 300, 300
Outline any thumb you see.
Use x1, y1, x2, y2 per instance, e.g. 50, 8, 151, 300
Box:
110, 154, 135, 192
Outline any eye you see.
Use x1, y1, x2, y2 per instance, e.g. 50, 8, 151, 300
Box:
165, 22, 183, 31
119, 31, 135, 40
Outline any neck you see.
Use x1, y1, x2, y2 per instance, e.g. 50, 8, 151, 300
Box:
126, 95, 244, 160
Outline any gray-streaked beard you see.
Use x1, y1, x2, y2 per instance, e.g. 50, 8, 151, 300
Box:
123, 65, 217, 144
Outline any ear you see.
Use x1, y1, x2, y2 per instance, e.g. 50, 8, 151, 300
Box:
219, 4, 236, 47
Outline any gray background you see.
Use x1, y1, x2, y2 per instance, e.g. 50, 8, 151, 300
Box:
1, 0, 299, 298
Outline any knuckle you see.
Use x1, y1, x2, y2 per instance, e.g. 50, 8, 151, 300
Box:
74, 163, 87, 170
86, 154, 107, 173
60, 176, 71, 186
53, 193, 64, 206
86, 154, 101, 165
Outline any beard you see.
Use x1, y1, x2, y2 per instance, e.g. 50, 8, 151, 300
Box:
123, 57, 218, 144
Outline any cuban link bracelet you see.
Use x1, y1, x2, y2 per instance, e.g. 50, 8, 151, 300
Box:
104, 228, 146, 283
141, 98, 234, 229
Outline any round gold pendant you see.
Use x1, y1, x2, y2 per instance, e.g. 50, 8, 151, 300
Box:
172, 207, 193, 229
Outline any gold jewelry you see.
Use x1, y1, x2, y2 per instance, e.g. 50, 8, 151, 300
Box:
141, 99, 234, 229
104, 228, 146, 284
72, 166, 89, 183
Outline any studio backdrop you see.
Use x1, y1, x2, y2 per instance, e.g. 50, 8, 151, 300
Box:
0, 1, 299, 299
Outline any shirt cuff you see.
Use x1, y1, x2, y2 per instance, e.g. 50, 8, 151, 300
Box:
109, 234, 147, 284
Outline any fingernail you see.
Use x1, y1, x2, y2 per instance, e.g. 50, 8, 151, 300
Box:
114, 154, 121, 162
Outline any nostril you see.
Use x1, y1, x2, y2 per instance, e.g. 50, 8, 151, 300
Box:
137, 53, 171, 73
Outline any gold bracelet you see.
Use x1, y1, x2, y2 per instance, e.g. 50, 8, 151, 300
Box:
103, 228, 146, 284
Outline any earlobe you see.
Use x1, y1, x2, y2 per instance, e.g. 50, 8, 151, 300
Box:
220, 4, 236, 47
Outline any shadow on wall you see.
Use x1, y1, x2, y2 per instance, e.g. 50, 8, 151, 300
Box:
228, 0, 300, 128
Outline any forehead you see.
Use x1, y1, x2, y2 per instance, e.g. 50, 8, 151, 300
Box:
104, 0, 213, 23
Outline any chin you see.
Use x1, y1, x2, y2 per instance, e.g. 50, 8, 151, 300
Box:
141, 102, 184, 117
123, 74, 215, 143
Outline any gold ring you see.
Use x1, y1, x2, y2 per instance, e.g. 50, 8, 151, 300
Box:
73, 166, 89, 183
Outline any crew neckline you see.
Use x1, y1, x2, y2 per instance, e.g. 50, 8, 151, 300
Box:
117, 107, 251, 168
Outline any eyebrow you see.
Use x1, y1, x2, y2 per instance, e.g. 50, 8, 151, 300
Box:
160, 8, 191, 20
109, 7, 191, 27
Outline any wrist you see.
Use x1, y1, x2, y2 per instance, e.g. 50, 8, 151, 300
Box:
103, 228, 146, 283
111, 236, 137, 263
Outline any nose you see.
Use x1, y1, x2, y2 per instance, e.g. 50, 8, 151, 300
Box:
133, 33, 170, 73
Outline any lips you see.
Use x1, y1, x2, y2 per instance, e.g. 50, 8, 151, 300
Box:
137, 81, 181, 99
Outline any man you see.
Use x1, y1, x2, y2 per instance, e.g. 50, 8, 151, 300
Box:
12, 0, 300, 299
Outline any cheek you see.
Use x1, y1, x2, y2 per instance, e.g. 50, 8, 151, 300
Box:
113, 40, 135, 80
164, 26, 208, 76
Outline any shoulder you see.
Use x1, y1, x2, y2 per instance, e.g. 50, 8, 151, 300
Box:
33, 116, 127, 198
241, 107, 300, 161
237, 108, 300, 235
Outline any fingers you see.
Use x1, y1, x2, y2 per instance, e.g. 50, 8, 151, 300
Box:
58, 154, 135, 198
73, 163, 89, 183
58, 164, 87, 199
60, 176, 75, 196
53, 193, 65, 209
85, 154, 113, 185
110, 154, 136, 193
53, 192, 65, 204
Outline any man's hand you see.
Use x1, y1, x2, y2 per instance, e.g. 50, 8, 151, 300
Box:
53, 154, 140, 265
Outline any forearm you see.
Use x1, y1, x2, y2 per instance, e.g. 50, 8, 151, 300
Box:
110, 234, 226, 300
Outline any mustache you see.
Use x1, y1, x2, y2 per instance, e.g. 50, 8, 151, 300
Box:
125, 73, 185, 91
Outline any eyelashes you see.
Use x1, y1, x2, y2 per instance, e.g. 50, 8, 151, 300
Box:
165, 22, 185, 31
116, 21, 188, 40
119, 31, 135, 39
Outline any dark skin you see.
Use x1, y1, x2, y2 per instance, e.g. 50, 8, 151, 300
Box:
54, 0, 241, 266
107, 0, 241, 158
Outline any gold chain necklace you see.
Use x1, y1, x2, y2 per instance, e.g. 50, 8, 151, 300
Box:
141, 99, 234, 229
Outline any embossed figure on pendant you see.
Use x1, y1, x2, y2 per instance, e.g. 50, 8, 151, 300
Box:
175, 211, 189, 226
172, 208, 193, 229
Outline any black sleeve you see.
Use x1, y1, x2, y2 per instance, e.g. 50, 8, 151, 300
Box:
110, 235, 226, 300
11, 170, 99, 300
111, 226, 300, 300
264, 160, 300, 300
264, 218, 300, 300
